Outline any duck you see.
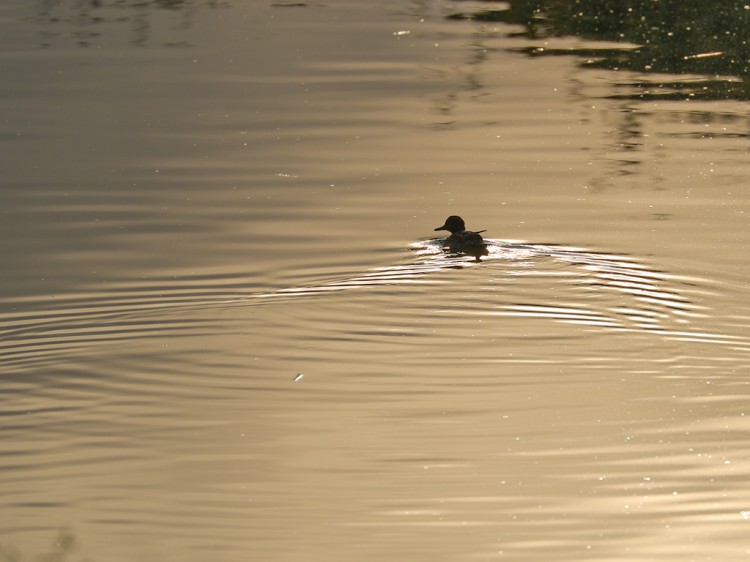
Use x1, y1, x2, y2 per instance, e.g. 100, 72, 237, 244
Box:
434, 215, 489, 261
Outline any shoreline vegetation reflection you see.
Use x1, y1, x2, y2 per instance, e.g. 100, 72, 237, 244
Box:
30, 1, 750, 99
30, 0, 228, 48
447, 0, 750, 100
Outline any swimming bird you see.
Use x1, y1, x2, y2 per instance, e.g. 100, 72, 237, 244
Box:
434, 215, 489, 261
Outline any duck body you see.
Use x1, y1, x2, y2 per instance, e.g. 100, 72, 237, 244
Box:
434, 215, 489, 261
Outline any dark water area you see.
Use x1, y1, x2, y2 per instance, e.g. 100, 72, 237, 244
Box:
2, 1, 750, 561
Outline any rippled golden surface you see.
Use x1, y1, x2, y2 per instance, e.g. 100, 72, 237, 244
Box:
2, 2, 750, 561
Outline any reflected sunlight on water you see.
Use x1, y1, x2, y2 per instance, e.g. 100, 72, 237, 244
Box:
2, 1, 750, 561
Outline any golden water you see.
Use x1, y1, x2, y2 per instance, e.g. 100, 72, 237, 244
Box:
2, 2, 750, 561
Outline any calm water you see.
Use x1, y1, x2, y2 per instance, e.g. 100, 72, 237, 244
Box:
2, 1, 750, 560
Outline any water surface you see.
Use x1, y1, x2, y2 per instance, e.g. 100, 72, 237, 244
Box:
2, 1, 750, 561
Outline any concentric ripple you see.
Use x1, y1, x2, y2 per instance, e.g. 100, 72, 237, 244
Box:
1, 238, 747, 375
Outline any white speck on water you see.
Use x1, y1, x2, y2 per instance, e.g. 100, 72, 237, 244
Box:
293, 373, 304, 382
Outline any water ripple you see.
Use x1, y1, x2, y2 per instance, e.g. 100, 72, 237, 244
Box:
253, 238, 715, 333
1, 239, 747, 374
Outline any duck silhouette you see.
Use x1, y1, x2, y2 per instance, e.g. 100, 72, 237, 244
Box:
434, 216, 489, 262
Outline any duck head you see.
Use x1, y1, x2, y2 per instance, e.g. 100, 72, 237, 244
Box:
434, 215, 466, 235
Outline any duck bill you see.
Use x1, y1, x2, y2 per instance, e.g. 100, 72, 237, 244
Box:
434, 224, 447, 231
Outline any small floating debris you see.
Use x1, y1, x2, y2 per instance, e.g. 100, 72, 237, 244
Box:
293, 373, 304, 382
683, 51, 723, 60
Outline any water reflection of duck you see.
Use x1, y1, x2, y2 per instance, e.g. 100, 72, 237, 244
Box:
434, 215, 489, 262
